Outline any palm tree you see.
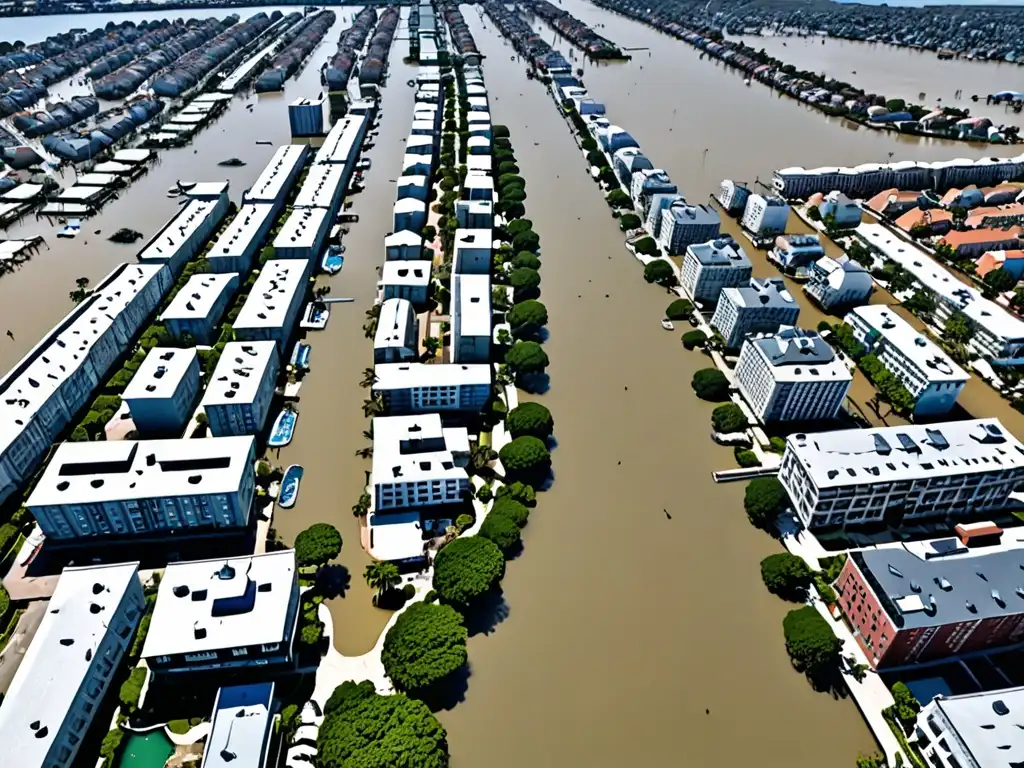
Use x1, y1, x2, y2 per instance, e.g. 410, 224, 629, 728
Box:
468, 443, 497, 475
364, 561, 401, 604
362, 394, 385, 418
352, 491, 371, 517
359, 367, 378, 388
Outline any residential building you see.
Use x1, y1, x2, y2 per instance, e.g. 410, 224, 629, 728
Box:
779, 419, 1024, 529
207, 203, 275, 274
0, 262, 172, 507
717, 179, 750, 215
964, 203, 1024, 230
976, 249, 1024, 279
630, 169, 676, 214
384, 230, 424, 261
465, 136, 489, 157
453, 229, 492, 274
596, 125, 638, 154
646, 193, 682, 239
123, 347, 201, 434
680, 237, 752, 303
161, 272, 239, 344
402, 153, 432, 177
393, 198, 427, 233
866, 188, 923, 218
846, 306, 968, 416
803, 255, 873, 311
0, 563, 144, 768
293, 164, 347, 218
917, 687, 1024, 768
941, 227, 1023, 258
613, 148, 652, 187
410, 119, 435, 136
735, 327, 851, 423
138, 194, 229, 277
451, 273, 491, 363
837, 541, 1024, 668
201, 341, 280, 436
466, 154, 491, 176
658, 200, 721, 255
202, 683, 276, 768
143, 550, 299, 674
456, 200, 493, 229
373, 363, 491, 414
983, 184, 1021, 205
894, 207, 954, 235
741, 194, 790, 237
463, 174, 494, 202
711, 277, 800, 349
374, 298, 418, 364
405, 134, 434, 157
382, 261, 431, 307
770, 234, 825, 271
288, 95, 325, 137
396, 175, 429, 202
372, 413, 470, 511
817, 190, 862, 227
940, 185, 985, 209
244, 145, 308, 216
272, 207, 331, 262
29, 436, 257, 542
316, 113, 367, 169
233, 260, 310, 353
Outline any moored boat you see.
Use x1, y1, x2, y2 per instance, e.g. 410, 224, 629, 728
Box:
278, 464, 303, 508
290, 341, 311, 369
320, 244, 345, 274
268, 407, 298, 448
661, 319, 674, 331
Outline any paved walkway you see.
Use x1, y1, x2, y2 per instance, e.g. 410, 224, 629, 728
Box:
0, 601, 47, 694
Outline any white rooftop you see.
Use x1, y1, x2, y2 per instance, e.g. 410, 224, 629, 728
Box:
374, 362, 491, 389
396, 175, 428, 191
273, 207, 330, 251
368, 510, 425, 562
375, 298, 414, 352
382, 260, 431, 286
293, 164, 347, 209
234, 260, 308, 331
202, 683, 276, 768
201, 341, 278, 408
113, 148, 152, 164
848, 305, 969, 383
73, 173, 117, 187
454, 273, 492, 336
406, 134, 433, 150
317, 113, 366, 165
394, 198, 426, 214
928, 687, 1024, 768
161, 272, 238, 323
385, 230, 422, 247
186, 181, 229, 200
747, 327, 851, 383
454, 228, 493, 252
372, 413, 469, 486
137, 198, 222, 266
244, 145, 308, 204
142, 550, 296, 659
122, 347, 198, 401
208, 204, 274, 264
0, 563, 141, 768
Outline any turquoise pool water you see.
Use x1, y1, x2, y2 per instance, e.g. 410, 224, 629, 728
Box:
117, 731, 174, 768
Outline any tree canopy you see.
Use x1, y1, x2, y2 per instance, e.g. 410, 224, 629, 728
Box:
943, 311, 972, 346
511, 251, 541, 270
479, 512, 520, 552
782, 606, 842, 678
510, 267, 541, 300
318, 680, 449, 768
744, 477, 789, 529
619, 213, 641, 232
506, 219, 533, 237
682, 330, 707, 350
634, 237, 658, 257
294, 523, 343, 568
512, 230, 540, 253
508, 300, 548, 337
433, 536, 506, 605
711, 403, 747, 434
644, 259, 674, 285
760, 552, 812, 600
381, 602, 468, 693
606, 189, 630, 208
505, 341, 549, 373
691, 368, 730, 401
499, 436, 551, 481
505, 401, 554, 439
489, 497, 530, 527
984, 268, 1018, 297
666, 298, 694, 320
495, 481, 536, 507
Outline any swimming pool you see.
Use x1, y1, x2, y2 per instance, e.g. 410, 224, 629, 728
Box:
117, 730, 174, 768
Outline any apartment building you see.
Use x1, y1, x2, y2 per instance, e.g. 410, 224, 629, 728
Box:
293, 164, 347, 219
372, 413, 470, 511
201, 341, 280, 437
123, 347, 201, 434
0, 563, 144, 768
453, 229, 492, 275
976, 248, 1024, 280
455, 200, 493, 230
630, 169, 676, 214
203, 683, 276, 768
779, 419, 1024, 529
735, 327, 852, 423
272, 207, 331, 262
613, 148, 651, 187
770, 234, 825, 271
137, 193, 229, 277
315, 113, 367, 172
396, 174, 429, 202
29, 436, 257, 542
816, 190, 862, 227
393, 198, 427, 233
803, 256, 873, 311
680, 237, 752, 303
717, 179, 750, 215
741, 194, 790, 237
451, 273, 491, 363
382, 261, 432, 307
143, 550, 299, 675
206, 204, 275, 274
233, 259, 310, 353
846, 306, 968, 416
463, 174, 494, 203
658, 201, 721, 256
916, 687, 1024, 768
373, 362, 491, 414
243, 145, 309, 216
711, 277, 800, 349
289, 94, 325, 137
374, 298, 419, 364
161, 272, 239, 344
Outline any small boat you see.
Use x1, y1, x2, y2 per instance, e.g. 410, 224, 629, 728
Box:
268, 408, 298, 448
321, 244, 344, 274
290, 342, 311, 369
57, 219, 81, 238
300, 302, 330, 330
278, 464, 303, 508
661, 319, 674, 331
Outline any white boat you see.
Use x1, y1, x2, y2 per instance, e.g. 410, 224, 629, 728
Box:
661, 319, 674, 331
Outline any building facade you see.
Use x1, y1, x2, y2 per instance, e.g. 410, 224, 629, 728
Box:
711, 277, 800, 349
161, 272, 239, 345
233, 260, 310, 353
916, 687, 1024, 768
373, 363, 491, 414
123, 347, 201, 434
717, 179, 750, 215
382, 261, 432, 307
372, 414, 470, 511
451, 273, 491, 363
680, 237, 752, 304
741, 194, 790, 237
374, 298, 419, 364
201, 341, 280, 437
657, 201, 721, 256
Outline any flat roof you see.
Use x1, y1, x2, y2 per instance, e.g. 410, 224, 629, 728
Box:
687, 237, 750, 268
273, 207, 330, 251
201, 341, 278, 408
847, 305, 968, 383
73, 173, 117, 187
723, 277, 796, 310
161, 272, 238, 323
396, 175, 428, 190
234, 260, 308, 331
186, 181, 230, 200
787, 418, 1024, 489
928, 686, 1024, 767
382, 260, 431, 286
138, 198, 223, 266
406, 134, 433, 149
208, 204, 275, 263
374, 298, 414, 351
56, 185, 106, 202
317, 113, 366, 165
244, 145, 308, 204
113, 148, 152, 163
384, 230, 422, 247
748, 327, 851, 383
123, 347, 198, 401
402, 153, 432, 173
368, 511, 425, 562
293, 164, 347, 209
454, 273, 491, 336
28, 436, 255, 508
142, 550, 296, 659
454, 228, 493, 252
372, 414, 469, 485
0, 563, 141, 767
202, 683, 276, 768
466, 155, 491, 174
374, 362, 491, 390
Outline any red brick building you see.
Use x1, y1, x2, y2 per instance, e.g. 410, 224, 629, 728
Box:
838, 545, 1024, 669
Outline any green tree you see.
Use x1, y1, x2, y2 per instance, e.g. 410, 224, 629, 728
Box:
434, 536, 506, 604
682, 330, 707, 350
508, 299, 548, 338
889, 266, 916, 294
499, 436, 551, 481
783, 606, 843, 678
69, 276, 91, 304
983, 267, 1017, 298
381, 602, 468, 692
512, 229, 540, 253
891, 681, 920, 726
644, 260, 675, 286
691, 368, 730, 401
904, 288, 937, 320
633, 237, 658, 256
745, 477, 788, 529
619, 213, 642, 231
511, 251, 541, 270
606, 189, 630, 208
943, 311, 972, 346
510, 267, 541, 300
505, 341, 549, 373
711, 403, 747, 434
760, 552, 813, 600
506, 219, 533, 236
489, 497, 530, 526
479, 511, 521, 552
495, 481, 536, 507
666, 298, 694, 319
294, 523, 342, 569
119, 667, 147, 713
364, 561, 401, 603
505, 401, 554, 439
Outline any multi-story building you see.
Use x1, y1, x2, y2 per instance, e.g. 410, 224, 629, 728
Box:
29, 436, 257, 542
940, 227, 1024, 259
741, 194, 790, 237
711, 277, 800, 349
816, 190, 862, 227
288, 95, 325, 137
201, 341, 280, 437
396, 175, 429, 202
402, 153, 432, 178
272, 207, 331, 262
717, 179, 750, 215
803, 256, 873, 311
630, 169, 676, 214
206, 204, 275, 274
779, 419, 1024, 529
0, 562, 144, 768
405, 134, 434, 157
680, 237, 752, 304
243, 145, 309, 217
735, 327, 852, 423
451, 273, 491, 363
374, 298, 419, 364
161, 272, 239, 344
837, 542, 1024, 668
613, 148, 652, 187
770, 234, 825, 271
315, 113, 367, 173
463, 173, 494, 203
596, 124, 638, 154
123, 347, 201, 434
455, 200, 493, 229
0, 262, 172, 507
976, 248, 1024, 280
393, 198, 427, 233
233, 259, 310, 353
453, 229, 492, 275
372, 413, 470, 511
646, 193, 682, 239
137, 193, 229, 277
658, 200, 721, 255
203, 683, 277, 768
143, 550, 299, 675
373, 362, 491, 414
846, 305, 968, 416
293, 164, 347, 219
384, 231, 424, 261
916, 687, 1024, 768
382, 261, 432, 307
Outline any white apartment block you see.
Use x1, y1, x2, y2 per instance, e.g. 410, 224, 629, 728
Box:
779, 419, 1024, 529
28, 436, 257, 542
396, 175, 429, 202
316, 113, 367, 169
735, 327, 852, 423
374, 298, 418, 364
207, 204, 275, 274
455, 200, 493, 230
681, 237, 752, 303
138, 193, 229, 277
372, 413, 470, 511
917, 687, 1024, 768
803, 255, 873, 311
463, 173, 494, 203
161, 272, 239, 345
382, 261, 431, 307
741, 194, 790, 237
201, 341, 280, 437
123, 347, 201, 434
819, 190, 862, 227
143, 550, 299, 675
272, 207, 331, 262
846, 305, 968, 416
711, 277, 800, 348
293, 163, 347, 218
658, 201, 721, 256
0, 262, 172, 508
717, 179, 751, 215
453, 229, 493, 275
452, 273, 491, 363
233, 259, 310, 353
373, 363, 491, 414
204, 683, 276, 768
244, 145, 309, 216
384, 230, 424, 262
0, 563, 144, 768
394, 198, 427, 234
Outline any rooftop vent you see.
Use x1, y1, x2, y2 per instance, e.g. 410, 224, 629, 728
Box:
994, 700, 1010, 716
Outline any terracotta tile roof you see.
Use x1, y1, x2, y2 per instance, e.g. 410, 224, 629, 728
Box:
895, 207, 953, 231
965, 203, 1024, 229
940, 226, 1023, 250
